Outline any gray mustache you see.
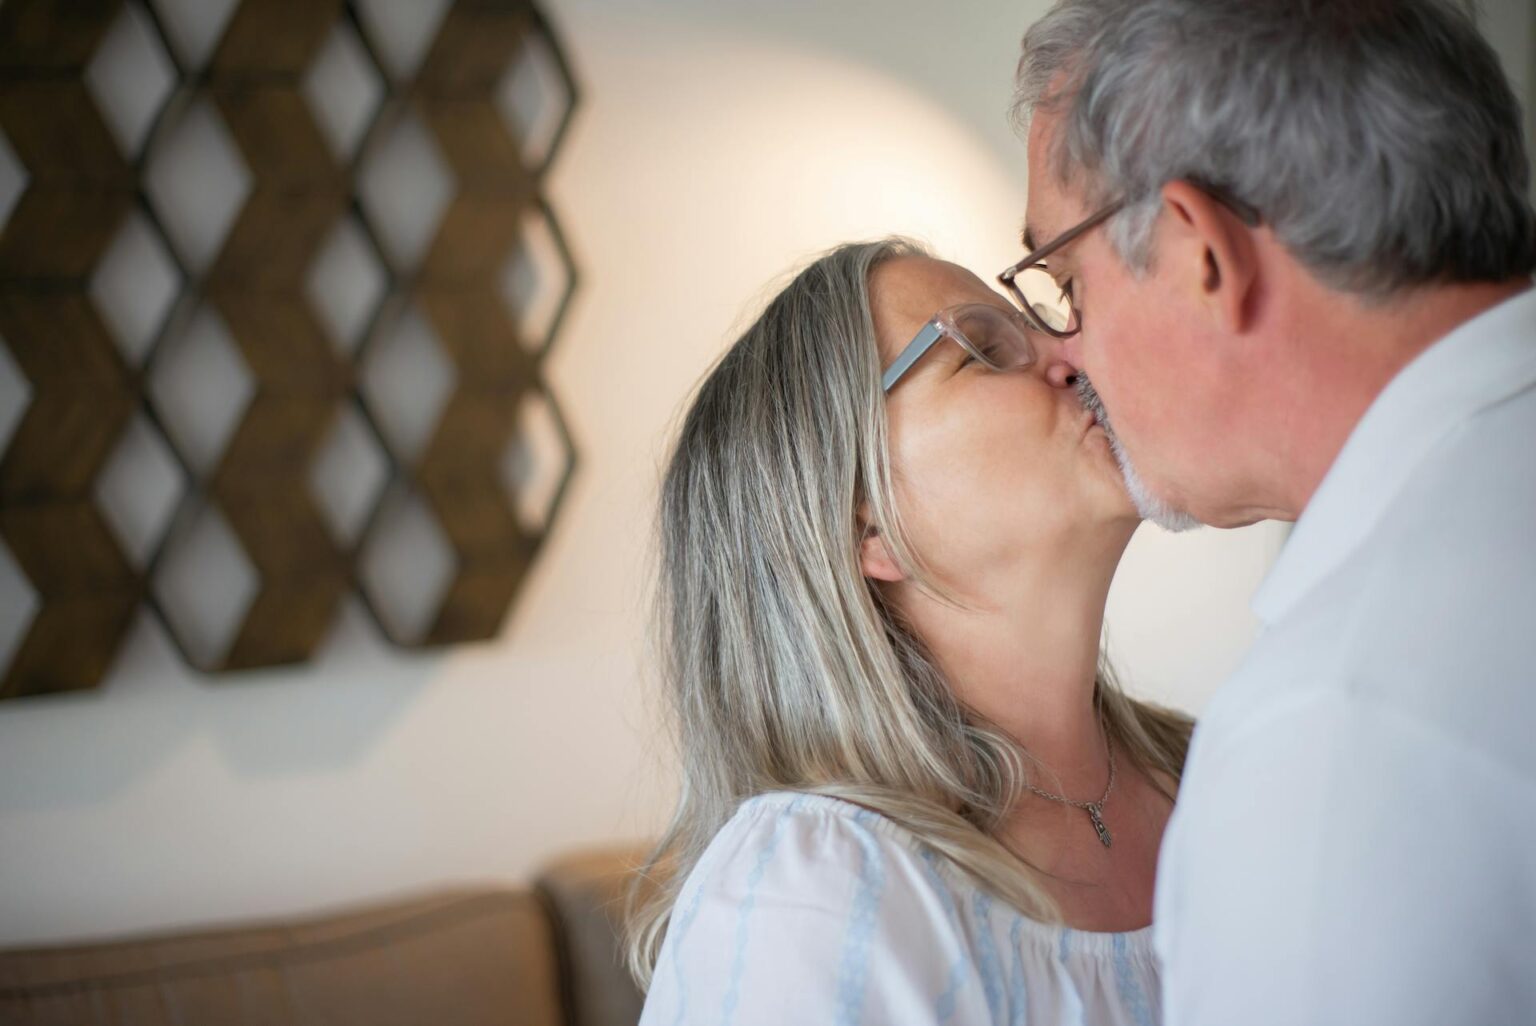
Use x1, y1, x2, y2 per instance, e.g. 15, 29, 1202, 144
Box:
1074, 376, 1113, 434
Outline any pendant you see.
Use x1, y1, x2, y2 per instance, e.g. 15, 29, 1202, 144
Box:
1086, 804, 1113, 848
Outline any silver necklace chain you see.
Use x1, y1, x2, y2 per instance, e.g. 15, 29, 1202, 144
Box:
1024, 734, 1116, 848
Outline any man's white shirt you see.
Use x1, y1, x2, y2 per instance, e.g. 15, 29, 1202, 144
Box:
1154, 288, 1536, 1026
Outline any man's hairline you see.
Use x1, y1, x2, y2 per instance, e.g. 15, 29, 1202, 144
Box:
1020, 100, 1133, 282
1019, 87, 1122, 235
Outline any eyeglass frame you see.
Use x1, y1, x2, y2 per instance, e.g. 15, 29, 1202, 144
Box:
881, 303, 1040, 393
996, 183, 1262, 339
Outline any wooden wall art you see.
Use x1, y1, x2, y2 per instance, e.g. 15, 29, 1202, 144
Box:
0, 0, 580, 698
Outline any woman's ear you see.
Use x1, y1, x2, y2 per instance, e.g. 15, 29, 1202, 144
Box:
858, 517, 906, 583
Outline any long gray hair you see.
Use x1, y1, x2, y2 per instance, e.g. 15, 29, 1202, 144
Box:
624, 238, 1191, 987
1014, 0, 1536, 295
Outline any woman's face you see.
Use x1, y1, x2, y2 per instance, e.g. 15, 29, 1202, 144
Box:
869, 256, 1139, 590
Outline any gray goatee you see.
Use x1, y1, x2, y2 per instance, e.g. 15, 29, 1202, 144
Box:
1074, 376, 1200, 532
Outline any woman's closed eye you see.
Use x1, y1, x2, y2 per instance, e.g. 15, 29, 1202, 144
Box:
956, 338, 999, 370
967, 338, 1007, 366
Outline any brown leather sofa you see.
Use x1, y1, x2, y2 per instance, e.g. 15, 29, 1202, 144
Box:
0, 847, 648, 1026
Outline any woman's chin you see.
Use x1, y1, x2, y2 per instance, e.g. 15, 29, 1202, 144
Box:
1079, 421, 1113, 453
1099, 461, 1144, 524
1079, 427, 1132, 502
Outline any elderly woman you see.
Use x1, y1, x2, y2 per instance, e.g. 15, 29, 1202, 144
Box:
627, 239, 1190, 1024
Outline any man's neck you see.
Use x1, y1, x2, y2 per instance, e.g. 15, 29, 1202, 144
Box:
1272, 278, 1531, 519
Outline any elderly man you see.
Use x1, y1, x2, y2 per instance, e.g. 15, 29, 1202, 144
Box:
1006, 1, 1536, 1023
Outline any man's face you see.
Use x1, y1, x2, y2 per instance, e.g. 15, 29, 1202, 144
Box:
1024, 112, 1251, 528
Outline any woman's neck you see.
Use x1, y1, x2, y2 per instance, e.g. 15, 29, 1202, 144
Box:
886, 523, 1177, 931
889, 525, 1129, 791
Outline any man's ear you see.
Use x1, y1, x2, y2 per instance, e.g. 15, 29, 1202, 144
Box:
1160, 180, 1259, 333
858, 514, 906, 583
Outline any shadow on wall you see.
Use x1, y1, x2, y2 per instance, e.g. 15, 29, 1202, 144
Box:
0, 601, 436, 818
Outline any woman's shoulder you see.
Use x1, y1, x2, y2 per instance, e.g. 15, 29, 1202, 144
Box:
671, 791, 952, 927
647, 792, 1161, 1025
694, 791, 936, 883
648, 793, 972, 1023
721, 789, 912, 839
686, 791, 1158, 959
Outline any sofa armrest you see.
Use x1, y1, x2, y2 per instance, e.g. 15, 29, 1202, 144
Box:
534, 847, 653, 1026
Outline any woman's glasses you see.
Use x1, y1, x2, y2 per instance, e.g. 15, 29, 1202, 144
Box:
882, 303, 1041, 393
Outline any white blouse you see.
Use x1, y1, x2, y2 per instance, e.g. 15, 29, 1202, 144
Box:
640, 792, 1161, 1026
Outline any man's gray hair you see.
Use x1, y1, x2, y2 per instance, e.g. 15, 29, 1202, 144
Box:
1014, 0, 1536, 295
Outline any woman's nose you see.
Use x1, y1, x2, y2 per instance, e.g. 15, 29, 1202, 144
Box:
1040, 349, 1080, 389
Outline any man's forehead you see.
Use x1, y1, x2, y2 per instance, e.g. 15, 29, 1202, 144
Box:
1022, 182, 1067, 252
1023, 111, 1070, 250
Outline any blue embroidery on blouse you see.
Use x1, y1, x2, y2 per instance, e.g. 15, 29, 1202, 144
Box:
1057, 927, 1088, 1026
1112, 931, 1155, 1026
667, 811, 742, 1026
972, 891, 1005, 1022
834, 809, 887, 1026
1008, 914, 1029, 1026
917, 848, 970, 1023
718, 795, 807, 1025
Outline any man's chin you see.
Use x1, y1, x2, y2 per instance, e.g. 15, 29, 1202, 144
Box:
1074, 375, 1202, 533
1113, 444, 1202, 533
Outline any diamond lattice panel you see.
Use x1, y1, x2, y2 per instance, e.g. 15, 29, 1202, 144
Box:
86, 1, 178, 161
0, 0, 579, 695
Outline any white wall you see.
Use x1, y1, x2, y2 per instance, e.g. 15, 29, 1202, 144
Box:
1481, 0, 1536, 202
0, 0, 1525, 947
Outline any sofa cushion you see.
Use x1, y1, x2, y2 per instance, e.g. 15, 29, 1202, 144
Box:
0, 890, 563, 1026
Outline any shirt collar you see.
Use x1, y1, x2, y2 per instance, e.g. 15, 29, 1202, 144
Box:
1252, 286, 1536, 624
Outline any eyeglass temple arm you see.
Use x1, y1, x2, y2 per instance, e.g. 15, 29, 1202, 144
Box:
1000, 184, 1259, 283
1001, 200, 1125, 281
881, 321, 945, 392
1196, 180, 1261, 227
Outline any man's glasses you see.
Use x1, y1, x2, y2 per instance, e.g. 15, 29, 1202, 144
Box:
997, 185, 1261, 339
881, 303, 1040, 393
